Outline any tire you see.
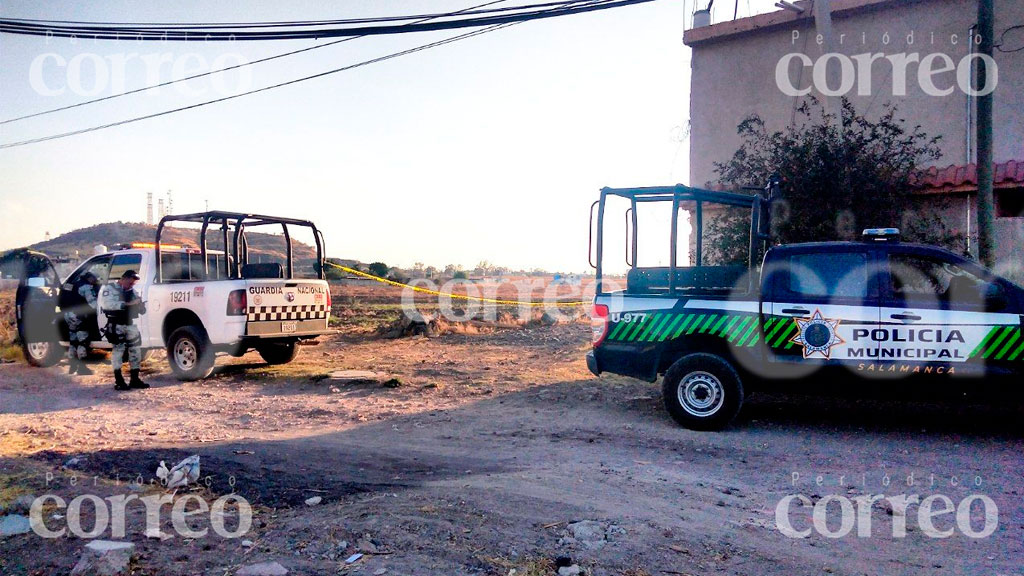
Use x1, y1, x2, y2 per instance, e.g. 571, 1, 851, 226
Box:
166, 326, 215, 380
256, 341, 300, 365
21, 338, 63, 367
662, 353, 744, 431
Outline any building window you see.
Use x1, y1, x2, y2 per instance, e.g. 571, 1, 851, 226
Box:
996, 188, 1024, 218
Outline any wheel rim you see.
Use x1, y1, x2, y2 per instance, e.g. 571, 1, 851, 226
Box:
174, 339, 197, 371
677, 371, 725, 417
27, 341, 49, 360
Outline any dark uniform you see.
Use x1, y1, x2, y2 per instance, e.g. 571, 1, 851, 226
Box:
100, 269, 149, 390
61, 272, 100, 375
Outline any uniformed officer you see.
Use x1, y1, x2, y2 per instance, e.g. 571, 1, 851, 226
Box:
62, 271, 100, 375
100, 269, 149, 390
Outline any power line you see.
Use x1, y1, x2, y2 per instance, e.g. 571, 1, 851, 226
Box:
1, 0, 509, 125
0, 23, 517, 150
0, 0, 653, 41
2, 0, 593, 28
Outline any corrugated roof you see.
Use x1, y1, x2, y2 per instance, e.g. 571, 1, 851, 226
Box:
911, 160, 1024, 193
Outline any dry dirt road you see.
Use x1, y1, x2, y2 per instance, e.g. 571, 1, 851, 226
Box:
1, 324, 1022, 575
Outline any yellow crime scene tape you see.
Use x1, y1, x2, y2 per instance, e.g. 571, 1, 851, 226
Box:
325, 261, 587, 307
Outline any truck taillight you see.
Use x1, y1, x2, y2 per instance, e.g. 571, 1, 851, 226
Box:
591, 304, 609, 346
227, 289, 247, 316
326, 287, 332, 310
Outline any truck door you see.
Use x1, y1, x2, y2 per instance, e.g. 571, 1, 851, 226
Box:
882, 250, 1020, 375
96, 253, 143, 337
1, 249, 62, 366
767, 249, 881, 366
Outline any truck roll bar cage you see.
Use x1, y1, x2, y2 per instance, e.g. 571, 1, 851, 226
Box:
154, 211, 326, 283
589, 178, 777, 294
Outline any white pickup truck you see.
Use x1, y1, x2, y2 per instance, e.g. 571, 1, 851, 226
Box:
15, 211, 334, 380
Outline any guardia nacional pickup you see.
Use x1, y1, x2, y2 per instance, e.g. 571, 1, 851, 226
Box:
15, 211, 334, 380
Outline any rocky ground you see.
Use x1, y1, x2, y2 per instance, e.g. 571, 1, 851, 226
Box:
2, 310, 1023, 575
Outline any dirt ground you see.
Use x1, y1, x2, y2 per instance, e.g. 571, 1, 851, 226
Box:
1, 285, 1023, 576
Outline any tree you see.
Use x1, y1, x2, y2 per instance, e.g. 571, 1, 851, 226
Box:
708, 98, 948, 265
368, 262, 389, 278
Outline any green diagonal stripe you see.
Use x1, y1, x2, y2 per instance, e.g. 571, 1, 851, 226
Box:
608, 321, 628, 341
720, 315, 741, 338
698, 314, 718, 334
637, 313, 664, 341
1008, 339, 1024, 361
993, 329, 1021, 360
983, 326, 1015, 359
645, 314, 673, 342
771, 322, 795, 348
623, 315, 650, 341
658, 314, 685, 342
747, 319, 766, 347
969, 327, 1001, 358
710, 315, 730, 336
728, 316, 752, 342
686, 314, 707, 335
670, 315, 696, 340
765, 316, 788, 344
735, 318, 758, 347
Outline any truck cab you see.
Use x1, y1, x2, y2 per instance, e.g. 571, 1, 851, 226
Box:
587, 185, 1024, 430
14, 211, 335, 380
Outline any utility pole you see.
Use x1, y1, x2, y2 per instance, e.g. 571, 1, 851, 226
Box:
813, 0, 843, 134
976, 0, 995, 267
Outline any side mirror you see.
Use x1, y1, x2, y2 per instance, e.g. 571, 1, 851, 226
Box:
982, 283, 1008, 311
25, 277, 46, 288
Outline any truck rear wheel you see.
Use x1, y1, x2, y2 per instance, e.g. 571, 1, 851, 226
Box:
662, 353, 744, 431
166, 326, 215, 380
256, 341, 299, 365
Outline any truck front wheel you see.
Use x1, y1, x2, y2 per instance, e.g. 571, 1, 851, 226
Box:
22, 338, 63, 367
662, 353, 744, 431
166, 326, 215, 380
256, 341, 299, 365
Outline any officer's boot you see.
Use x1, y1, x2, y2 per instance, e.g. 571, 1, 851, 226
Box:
76, 361, 95, 376
114, 369, 129, 391
67, 357, 79, 375
129, 369, 149, 389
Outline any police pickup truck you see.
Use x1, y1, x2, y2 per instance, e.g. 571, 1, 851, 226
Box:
587, 185, 1024, 430
15, 211, 334, 380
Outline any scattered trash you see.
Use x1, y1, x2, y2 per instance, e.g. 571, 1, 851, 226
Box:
233, 450, 255, 455
144, 528, 172, 541
0, 514, 31, 537
328, 370, 388, 384
156, 455, 201, 489
63, 456, 88, 470
557, 565, 582, 576
345, 553, 363, 564
304, 496, 322, 506
235, 561, 289, 576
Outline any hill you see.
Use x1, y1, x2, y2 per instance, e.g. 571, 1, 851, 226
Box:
28, 221, 319, 266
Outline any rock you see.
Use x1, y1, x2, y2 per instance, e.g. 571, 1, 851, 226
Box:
357, 537, 378, 554
8, 494, 36, 515
0, 514, 31, 537
71, 541, 135, 576
235, 561, 289, 576
540, 311, 561, 326
373, 569, 388, 576
328, 370, 387, 384
304, 496, 322, 506
64, 456, 88, 470
565, 520, 607, 550
241, 539, 254, 548
558, 565, 582, 576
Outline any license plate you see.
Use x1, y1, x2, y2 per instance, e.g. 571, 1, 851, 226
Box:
281, 321, 297, 333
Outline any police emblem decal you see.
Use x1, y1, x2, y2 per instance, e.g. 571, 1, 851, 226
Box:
286, 292, 295, 302
789, 309, 845, 359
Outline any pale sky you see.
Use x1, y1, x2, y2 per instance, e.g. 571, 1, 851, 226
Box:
0, 0, 778, 273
